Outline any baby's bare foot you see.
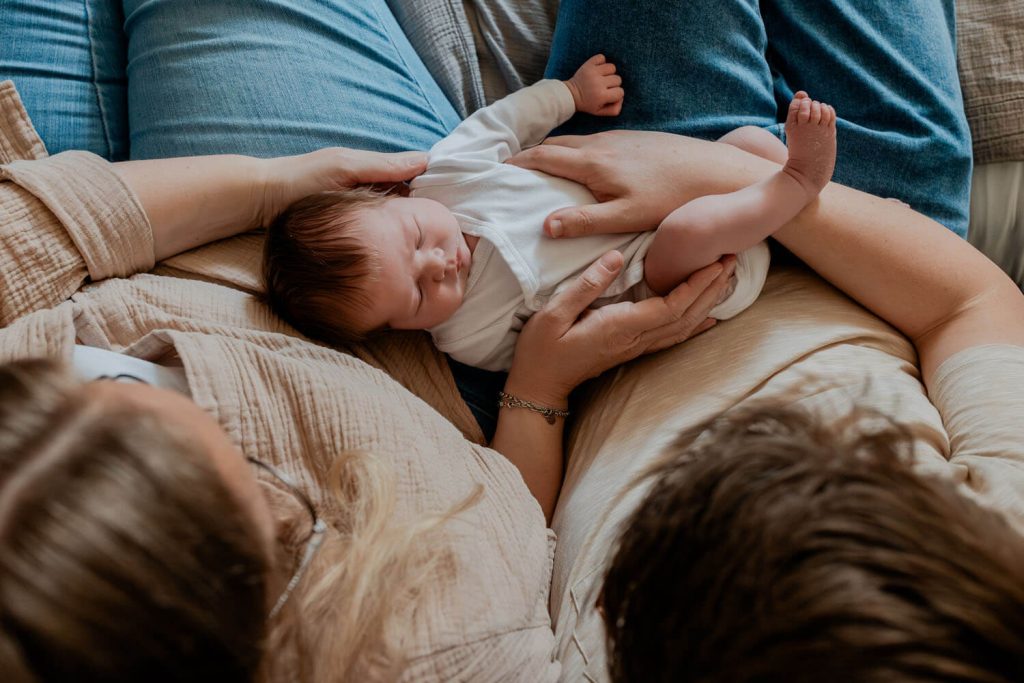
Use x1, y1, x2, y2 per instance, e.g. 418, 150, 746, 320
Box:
783, 91, 837, 198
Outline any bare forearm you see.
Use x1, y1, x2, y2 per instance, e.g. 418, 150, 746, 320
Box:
489, 380, 568, 523
776, 180, 1024, 380
114, 148, 429, 263
113, 155, 274, 261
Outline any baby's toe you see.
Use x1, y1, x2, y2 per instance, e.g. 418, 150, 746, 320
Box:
819, 103, 835, 126
799, 97, 813, 123
787, 98, 802, 125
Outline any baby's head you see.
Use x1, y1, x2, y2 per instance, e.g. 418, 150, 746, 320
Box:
263, 187, 471, 345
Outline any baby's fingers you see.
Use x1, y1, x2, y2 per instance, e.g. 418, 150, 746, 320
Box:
595, 100, 623, 117
604, 87, 625, 104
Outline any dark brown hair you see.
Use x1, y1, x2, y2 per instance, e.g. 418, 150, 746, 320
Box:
0, 359, 269, 682
262, 188, 389, 346
602, 405, 1024, 683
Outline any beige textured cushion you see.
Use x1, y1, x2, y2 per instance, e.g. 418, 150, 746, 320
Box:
957, 0, 1024, 164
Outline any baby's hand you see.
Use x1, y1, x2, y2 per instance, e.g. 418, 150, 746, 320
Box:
566, 54, 624, 117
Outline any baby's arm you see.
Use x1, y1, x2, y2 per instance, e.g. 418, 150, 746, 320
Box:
414, 56, 623, 184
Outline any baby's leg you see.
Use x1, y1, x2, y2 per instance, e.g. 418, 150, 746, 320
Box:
644, 93, 836, 295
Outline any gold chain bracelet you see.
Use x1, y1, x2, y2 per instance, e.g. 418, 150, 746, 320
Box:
497, 391, 570, 425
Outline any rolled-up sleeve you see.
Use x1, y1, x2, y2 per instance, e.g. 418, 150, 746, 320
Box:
0, 80, 154, 326
929, 344, 1024, 532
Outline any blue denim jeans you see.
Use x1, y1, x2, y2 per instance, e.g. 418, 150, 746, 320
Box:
120, 0, 459, 158
545, 0, 973, 237
0, 1, 130, 160
1, 1, 459, 159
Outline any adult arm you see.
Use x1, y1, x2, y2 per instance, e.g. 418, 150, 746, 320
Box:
0, 145, 426, 325
490, 251, 735, 521
509, 132, 1024, 388
114, 148, 427, 261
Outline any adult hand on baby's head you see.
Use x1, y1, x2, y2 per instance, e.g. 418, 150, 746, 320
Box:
259, 147, 428, 226
566, 54, 624, 117
506, 251, 737, 406
509, 131, 751, 239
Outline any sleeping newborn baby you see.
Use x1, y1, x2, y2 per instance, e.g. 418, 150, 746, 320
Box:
263, 56, 837, 371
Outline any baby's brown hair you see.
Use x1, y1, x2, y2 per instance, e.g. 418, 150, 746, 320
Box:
602, 404, 1024, 682
263, 187, 390, 346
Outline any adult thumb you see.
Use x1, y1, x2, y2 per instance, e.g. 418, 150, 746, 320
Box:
545, 200, 631, 239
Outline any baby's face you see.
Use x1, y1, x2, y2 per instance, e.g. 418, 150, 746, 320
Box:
356, 197, 471, 331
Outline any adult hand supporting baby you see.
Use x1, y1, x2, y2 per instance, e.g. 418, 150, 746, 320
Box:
495, 249, 735, 521
507, 130, 762, 239
506, 250, 736, 407
261, 147, 429, 224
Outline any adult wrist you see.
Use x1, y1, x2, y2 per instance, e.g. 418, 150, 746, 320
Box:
502, 373, 571, 411
497, 391, 570, 424
256, 156, 297, 229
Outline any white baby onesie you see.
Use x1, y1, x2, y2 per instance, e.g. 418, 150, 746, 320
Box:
412, 79, 769, 372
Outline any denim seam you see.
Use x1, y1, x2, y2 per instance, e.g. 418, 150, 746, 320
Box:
84, 0, 114, 159
371, 0, 458, 133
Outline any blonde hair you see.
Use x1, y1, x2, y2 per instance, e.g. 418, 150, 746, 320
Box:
276, 454, 479, 682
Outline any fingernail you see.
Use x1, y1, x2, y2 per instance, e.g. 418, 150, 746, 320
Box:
549, 219, 563, 238
600, 251, 621, 269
